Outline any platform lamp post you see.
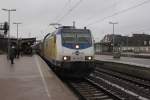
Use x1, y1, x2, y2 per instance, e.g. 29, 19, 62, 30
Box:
2, 8, 16, 58
13, 22, 22, 58
109, 22, 118, 53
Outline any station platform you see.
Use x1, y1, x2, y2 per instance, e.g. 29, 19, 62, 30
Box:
95, 55, 150, 68
0, 54, 77, 100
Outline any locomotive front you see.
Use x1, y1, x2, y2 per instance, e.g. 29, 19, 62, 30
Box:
58, 27, 95, 77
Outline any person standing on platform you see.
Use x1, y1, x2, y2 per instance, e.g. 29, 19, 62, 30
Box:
9, 45, 15, 64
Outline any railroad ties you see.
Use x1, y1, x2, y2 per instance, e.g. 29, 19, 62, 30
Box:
65, 79, 121, 100
63, 64, 150, 100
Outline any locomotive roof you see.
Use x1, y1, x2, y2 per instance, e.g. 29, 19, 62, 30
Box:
44, 26, 91, 39
59, 26, 91, 33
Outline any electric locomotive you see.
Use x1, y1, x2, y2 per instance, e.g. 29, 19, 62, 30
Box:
42, 26, 95, 77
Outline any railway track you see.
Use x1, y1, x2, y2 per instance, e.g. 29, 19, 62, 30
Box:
65, 78, 122, 100
92, 67, 150, 100
65, 67, 150, 100
63, 66, 150, 100
96, 67, 150, 89
59, 62, 150, 100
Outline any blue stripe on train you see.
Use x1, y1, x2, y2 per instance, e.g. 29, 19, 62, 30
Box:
62, 43, 92, 49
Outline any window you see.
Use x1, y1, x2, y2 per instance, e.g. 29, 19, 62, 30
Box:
62, 33, 75, 43
61, 29, 92, 45
144, 41, 147, 45
77, 33, 91, 44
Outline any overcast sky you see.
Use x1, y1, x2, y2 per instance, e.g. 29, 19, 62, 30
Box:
0, 0, 150, 41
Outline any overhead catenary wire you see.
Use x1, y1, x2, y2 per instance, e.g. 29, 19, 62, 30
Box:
86, 0, 150, 27
85, 0, 123, 22
57, 0, 83, 23
53, 0, 71, 21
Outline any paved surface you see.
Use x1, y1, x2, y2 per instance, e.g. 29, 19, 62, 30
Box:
95, 55, 150, 68
0, 54, 77, 100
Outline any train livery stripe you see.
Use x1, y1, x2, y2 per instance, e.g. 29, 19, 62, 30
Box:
63, 43, 92, 49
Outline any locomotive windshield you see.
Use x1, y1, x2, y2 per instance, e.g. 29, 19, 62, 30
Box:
61, 29, 92, 44
62, 33, 75, 43
77, 33, 91, 44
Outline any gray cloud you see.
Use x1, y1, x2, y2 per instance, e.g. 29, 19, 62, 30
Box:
0, 0, 150, 41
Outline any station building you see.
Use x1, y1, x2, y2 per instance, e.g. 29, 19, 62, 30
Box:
95, 33, 150, 54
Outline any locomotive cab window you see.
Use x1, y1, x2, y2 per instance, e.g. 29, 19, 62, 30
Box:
62, 33, 75, 43
77, 33, 92, 44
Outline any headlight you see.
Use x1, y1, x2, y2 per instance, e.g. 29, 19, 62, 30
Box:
85, 56, 93, 60
63, 56, 67, 60
75, 45, 79, 49
63, 56, 70, 61
88, 56, 92, 60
